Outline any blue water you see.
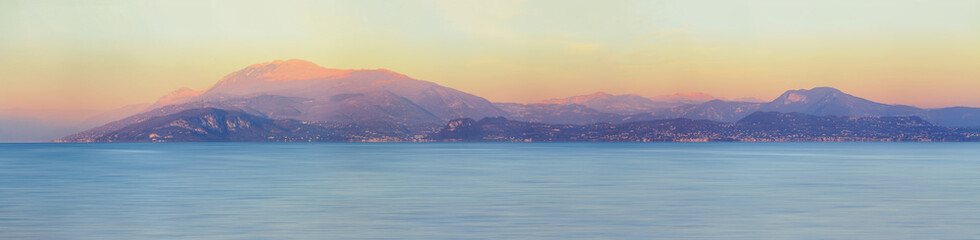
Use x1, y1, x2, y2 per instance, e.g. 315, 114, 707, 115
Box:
1, 143, 979, 239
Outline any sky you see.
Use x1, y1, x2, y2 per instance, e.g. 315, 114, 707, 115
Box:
1, 0, 979, 111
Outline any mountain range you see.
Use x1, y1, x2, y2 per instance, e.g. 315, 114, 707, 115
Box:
62, 59, 503, 142
499, 87, 980, 127
46, 59, 980, 142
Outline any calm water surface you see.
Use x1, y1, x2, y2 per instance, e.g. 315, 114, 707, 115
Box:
1, 143, 979, 239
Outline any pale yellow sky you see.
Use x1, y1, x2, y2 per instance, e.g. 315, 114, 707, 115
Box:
1, 0, 978, 110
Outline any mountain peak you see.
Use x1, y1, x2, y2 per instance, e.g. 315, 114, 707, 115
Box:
808, 86, 843, 92
760, 87, 915, 117
787, 87, 844, 95
231, 59, 350, 83
776, 87, 845, 104
252, 58, 316, 67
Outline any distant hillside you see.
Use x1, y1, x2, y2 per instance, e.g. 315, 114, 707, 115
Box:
493, 103, 627, 124
537, 92, 676, 114
67, 108, 342, 142
660, 100, 763, 122
427, 112, 980, 142
63, 108, 443, 143
732, 112, 967, 141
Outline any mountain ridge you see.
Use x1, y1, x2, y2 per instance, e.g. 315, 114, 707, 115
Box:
56, 59, 980, 142
61, 107, 980, 142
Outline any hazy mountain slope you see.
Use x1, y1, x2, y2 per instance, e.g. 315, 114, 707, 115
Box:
88, 108, 344, 142
63, 95, 306, 142
538, 92, 676, 114
74, 103, 152, 129
167, 59, 507, 121
62, 93, 445, 142
926, 107, 980, 128
65, 107, 442, 143
494, 103, 625, 124
661, 100, 763, 122
649, 92, 720, 105
143, 88, 204, 111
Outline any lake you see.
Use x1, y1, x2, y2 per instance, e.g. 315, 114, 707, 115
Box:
1, 143, 979, 239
